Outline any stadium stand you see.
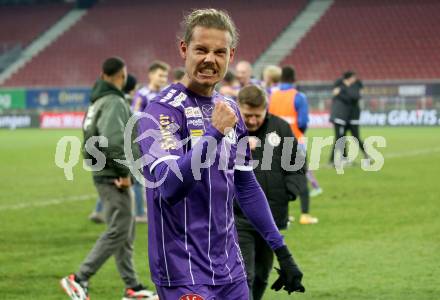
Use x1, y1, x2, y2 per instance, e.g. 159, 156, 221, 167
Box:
0, 2, 72, 50
282, 0, 440, 81
3, 0, 306, 87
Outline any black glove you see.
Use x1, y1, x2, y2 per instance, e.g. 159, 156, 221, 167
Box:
271, 245, 305, 294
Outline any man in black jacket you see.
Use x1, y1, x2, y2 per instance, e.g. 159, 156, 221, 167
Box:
235, 85, 306, 300
61, 57, 156, 300
330, 70, 368, 164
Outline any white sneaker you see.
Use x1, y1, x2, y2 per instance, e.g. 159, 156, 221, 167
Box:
310, 187, 323, 198
60, 274, 89, 300
122, 284, 158, 300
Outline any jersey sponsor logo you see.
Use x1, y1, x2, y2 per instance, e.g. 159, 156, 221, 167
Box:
190, 129, 204, 147
184, 107, 194, 118
169, 92, 187, 107
194, 107, 202, 118
187, 118, 204, 127
267, 131, 281, 147
159, 114, 178, 150
179, 294, 204, 300
185, 106, 202, 118
160, 89, 177, 103
190, 129, 204, 136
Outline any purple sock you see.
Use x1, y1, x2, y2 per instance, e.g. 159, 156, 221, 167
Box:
307, 170, 320, 189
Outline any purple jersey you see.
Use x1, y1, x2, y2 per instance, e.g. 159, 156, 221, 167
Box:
131, 86, 161, 113
137, 83, 254, 287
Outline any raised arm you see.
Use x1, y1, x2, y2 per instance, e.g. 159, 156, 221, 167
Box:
138, 100, 237, 205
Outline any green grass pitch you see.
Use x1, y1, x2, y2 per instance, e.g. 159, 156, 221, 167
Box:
0, 127, 439, 299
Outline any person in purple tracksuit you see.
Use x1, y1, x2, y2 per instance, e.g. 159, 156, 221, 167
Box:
132, 61, 170, 113
137, 9, 305, 300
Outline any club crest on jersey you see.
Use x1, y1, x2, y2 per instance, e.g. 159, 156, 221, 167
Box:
201, 104, 214, 118
185, 106, 202, 118
169, 92, 187, 107
267, 131, 281, 147
179, 294, 204, 300
225, 129, 237, 144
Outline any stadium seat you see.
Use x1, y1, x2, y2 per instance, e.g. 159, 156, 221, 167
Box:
281, 0, 440, 81
3, 0, 306, 87
0, 2, 72, 49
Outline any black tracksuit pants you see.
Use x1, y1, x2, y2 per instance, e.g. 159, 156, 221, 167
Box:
238, 227, 274, 300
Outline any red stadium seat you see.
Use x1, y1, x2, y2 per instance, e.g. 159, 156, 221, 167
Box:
0, 3, 72, 48
281, 0, 440, 81
3, 0, 306, 87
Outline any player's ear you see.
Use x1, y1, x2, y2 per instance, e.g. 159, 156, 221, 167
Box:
229, 47, 235, 63
179, 41, 187, 60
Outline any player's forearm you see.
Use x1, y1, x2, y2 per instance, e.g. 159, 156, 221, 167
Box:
154, 125, 224, 205
235, 169, 285, 250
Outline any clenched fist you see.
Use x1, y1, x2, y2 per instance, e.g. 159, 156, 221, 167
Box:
211, 101, 238, 135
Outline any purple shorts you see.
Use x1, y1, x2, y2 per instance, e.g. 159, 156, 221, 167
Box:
156, 280, 249, 300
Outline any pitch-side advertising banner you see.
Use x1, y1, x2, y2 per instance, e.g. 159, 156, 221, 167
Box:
309, 109, 440, 128
26, 88, 91, 109
302, 81, 440, 127
0, 88, 26, 110
0, 112, 39, 129
40, 112, 85, 129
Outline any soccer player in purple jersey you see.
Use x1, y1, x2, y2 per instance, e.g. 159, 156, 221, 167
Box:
137, 9, 305, 300
132, 61, 170, 113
